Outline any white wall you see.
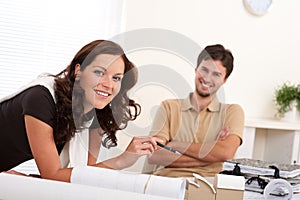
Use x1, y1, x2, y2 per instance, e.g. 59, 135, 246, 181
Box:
123, 0, 300, 119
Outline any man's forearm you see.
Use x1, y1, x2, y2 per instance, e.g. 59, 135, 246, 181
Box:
166, 154, 210, 168
147, 147, 209, 168
168, 135, 241, 162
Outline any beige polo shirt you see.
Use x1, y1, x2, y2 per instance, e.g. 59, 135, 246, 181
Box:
149, 93, 244, 177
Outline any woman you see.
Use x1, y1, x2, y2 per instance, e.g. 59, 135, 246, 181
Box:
0, 40, 160, 182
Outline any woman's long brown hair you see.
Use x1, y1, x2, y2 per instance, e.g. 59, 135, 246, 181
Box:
53, 40, 140, 146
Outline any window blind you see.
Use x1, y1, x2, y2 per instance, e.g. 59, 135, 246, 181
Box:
0, 0, 125, 98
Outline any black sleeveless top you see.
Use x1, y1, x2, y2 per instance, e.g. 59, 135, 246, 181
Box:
0, 85, 63, 172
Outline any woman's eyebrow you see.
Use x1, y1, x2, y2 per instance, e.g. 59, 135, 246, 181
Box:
93, 65, 106, 71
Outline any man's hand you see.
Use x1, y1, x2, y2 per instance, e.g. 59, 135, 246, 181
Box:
217, 127, 230, 140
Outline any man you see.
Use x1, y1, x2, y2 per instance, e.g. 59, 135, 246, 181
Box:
145, 44, 244, 177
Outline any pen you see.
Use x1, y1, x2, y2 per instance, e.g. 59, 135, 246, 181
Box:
156, 142, 182, 155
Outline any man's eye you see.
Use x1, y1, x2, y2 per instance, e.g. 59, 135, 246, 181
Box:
213, 72, 222, 77
94, 70, 104, 76
200, 67, 208, 73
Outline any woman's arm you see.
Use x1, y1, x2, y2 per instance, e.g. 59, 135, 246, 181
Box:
25, 115, 72, 182
25, 115, 162, 181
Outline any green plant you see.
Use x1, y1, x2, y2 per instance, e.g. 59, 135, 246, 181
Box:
274, 82, 300, 118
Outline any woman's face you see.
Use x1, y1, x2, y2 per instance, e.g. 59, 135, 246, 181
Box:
76, 54, 125, 113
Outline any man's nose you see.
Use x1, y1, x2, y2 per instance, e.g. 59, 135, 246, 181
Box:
202, 72, 213, 82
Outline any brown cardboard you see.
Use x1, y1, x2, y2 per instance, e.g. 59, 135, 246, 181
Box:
215, 188, 244, 200
185, 177, 215, 200
185, 174, 245, 200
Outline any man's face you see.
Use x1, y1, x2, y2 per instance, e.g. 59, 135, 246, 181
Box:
195, 59, 227, 98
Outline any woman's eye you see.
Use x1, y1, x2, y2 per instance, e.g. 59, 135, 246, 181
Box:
113, 76, 122, 82
94, 70, 104, 76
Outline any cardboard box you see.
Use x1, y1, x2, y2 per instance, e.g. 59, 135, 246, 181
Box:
185, 174, 216, 200
185, 174, 245, 200
214, 174, 245, 200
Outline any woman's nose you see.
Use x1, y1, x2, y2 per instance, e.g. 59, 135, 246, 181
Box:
99, 75, 113, 88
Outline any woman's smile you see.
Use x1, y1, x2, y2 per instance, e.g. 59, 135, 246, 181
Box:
94, 89, 110, 98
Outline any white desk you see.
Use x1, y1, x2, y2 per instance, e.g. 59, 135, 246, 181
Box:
2, 173, 299, 200
236, 118, 300, 164
0, 173, 176, 200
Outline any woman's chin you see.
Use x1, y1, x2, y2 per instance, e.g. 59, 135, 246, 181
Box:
94, 103, 108, 110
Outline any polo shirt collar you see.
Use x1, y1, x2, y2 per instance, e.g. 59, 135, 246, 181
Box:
181, 92, 221, 112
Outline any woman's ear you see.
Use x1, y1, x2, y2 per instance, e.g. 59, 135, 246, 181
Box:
223, 77, 228, 84
75, 64, 81, 80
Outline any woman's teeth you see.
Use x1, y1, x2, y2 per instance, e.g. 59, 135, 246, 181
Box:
95, 90, 109, 97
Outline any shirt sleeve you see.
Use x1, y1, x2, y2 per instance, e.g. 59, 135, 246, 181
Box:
225, 104, 245, 144
21, 85, 56, 128
149, 101, 171, 142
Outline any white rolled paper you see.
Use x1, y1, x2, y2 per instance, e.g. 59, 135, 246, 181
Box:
71, 166, 186, 199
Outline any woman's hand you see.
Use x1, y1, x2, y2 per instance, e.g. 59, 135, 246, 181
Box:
126, 136, 162, 155
4, 170, 27, 176
97, 136, 164, 170
117, 136, 163, 169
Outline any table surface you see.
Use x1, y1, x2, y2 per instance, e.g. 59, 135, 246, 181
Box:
0, 173, 177, 200
8, 159, 300, 199
245, 117, 300, 131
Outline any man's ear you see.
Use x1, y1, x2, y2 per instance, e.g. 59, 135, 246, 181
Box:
74, 64, 81, 80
